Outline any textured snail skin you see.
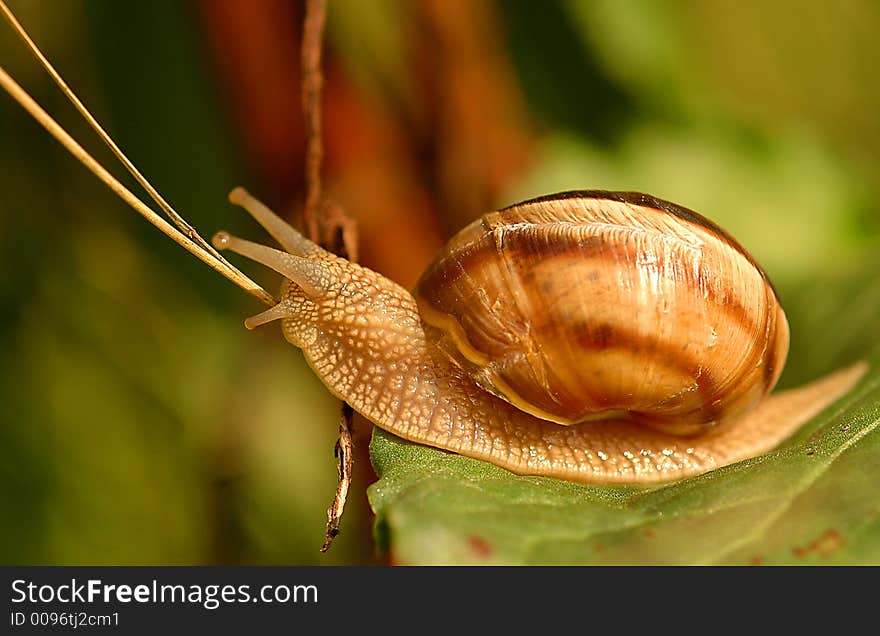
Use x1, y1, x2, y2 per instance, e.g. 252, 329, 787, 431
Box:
215, 189, 868, 484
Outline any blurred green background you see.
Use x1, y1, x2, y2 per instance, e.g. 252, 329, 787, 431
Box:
1, 0, 878, 565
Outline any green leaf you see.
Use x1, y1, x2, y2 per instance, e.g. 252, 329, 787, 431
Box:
368, 267, 880, 565
369, 368, 879, 565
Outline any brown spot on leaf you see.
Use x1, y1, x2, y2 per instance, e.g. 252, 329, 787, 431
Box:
749, 555, 764, 566
792, 529, 844, 559
467, 536, 493, 558
642, 529, 656, 539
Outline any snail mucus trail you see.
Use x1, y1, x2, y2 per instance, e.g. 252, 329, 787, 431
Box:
0, 2, 868, 485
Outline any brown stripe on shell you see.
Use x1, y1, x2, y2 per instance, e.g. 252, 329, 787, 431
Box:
502, 229, 761, 338
695, 280, 784, 419
764, 337, 778, 392
499, 190, 779, 297
688, 284, 784, 423
571, 321, 720, 408
429, 217, 766, 340
558, 317, 768, 429
431, 306, 740, 430
763, 349, 778, 389
761, 304, 788, 394
760, 302, 779, 391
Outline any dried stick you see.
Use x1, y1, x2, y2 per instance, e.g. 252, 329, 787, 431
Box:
299, 0, 357, 553
321, 403, 355, 552
301, 0, 326, 242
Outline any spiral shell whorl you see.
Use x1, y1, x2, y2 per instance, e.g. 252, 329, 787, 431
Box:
415, 192, 790, 434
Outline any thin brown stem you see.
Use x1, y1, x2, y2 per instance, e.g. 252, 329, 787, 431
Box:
300, 0, 359, 553
321, 403, 355, 553
301, 0, 326, 241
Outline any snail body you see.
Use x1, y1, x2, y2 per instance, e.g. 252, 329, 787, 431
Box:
0, 1, 864, 486
214, 188, 866, 483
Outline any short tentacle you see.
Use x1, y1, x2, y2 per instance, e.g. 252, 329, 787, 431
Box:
228, 187, 322, 257
212, 231, 330, 297
244, 302, 292, 330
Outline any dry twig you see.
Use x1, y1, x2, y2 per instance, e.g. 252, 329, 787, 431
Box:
299, 0, 357, 553
302, 0, 326, 242
321, 403, 355, 552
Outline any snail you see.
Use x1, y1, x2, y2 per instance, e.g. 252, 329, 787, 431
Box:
0, 0, 864, 485
212, 187, 867, 484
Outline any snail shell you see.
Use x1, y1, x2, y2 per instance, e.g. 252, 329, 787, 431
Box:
415, 191, 789, 434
